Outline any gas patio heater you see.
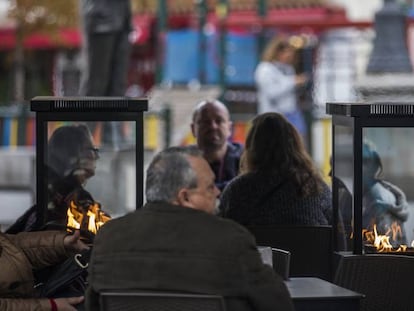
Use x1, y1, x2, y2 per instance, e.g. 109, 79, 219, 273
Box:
327, 102, 414, 255
31, 96, 148, 238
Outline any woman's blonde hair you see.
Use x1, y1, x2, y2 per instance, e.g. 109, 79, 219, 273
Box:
261, 36, 294, 62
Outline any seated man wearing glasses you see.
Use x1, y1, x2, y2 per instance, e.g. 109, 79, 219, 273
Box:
86, 146, 293, 311
7, 124, 108, 234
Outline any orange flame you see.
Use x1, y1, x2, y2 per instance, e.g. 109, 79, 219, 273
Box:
363, 223, 407, 252
67, 200, 110, 234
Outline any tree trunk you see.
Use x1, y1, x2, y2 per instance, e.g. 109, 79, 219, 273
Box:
14, 24, 25, 103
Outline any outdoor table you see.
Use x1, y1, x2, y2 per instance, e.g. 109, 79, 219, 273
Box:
284, 277, 364, 311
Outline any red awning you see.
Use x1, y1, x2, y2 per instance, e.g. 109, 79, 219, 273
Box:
0, 28, 15, 49
0, 14, 154, 50
214, 7, 371, 33
0, 27, 82, 50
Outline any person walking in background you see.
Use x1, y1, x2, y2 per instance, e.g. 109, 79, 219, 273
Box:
79, 0, 133, 149
254, 36, 308, 138
191, 100, 243, 192
79, 0, 133, 96
219, 112, 332, 227
86, 146, 294, 311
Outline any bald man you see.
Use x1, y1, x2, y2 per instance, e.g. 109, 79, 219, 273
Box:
191, 100, 243, 192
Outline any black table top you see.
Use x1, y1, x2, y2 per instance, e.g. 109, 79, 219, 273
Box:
285, 277, 364, 301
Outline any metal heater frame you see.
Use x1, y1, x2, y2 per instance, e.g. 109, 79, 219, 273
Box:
31, 96, 148, 228
327, 102, 414, 254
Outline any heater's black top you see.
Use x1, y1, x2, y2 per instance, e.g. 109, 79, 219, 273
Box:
326, 102, 414, 117
30, 96, 148, 113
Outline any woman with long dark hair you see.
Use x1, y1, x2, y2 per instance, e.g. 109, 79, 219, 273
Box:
219, 112, 331, 226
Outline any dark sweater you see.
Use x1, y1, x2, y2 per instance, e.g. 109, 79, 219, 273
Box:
219, 171, 332, 226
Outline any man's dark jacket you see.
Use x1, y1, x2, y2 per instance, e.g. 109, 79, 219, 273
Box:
210, 142, 243, 192
85, 202, 293, 311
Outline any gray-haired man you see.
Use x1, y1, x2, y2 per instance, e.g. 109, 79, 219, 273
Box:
86, 146, 293, 311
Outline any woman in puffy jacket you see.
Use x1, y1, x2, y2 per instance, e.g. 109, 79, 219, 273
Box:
0, 230, 88, 310
362, 141, 409, 246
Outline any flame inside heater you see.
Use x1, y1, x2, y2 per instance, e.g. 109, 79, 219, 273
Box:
67, 200, 111, 234
362, 223, 408, 252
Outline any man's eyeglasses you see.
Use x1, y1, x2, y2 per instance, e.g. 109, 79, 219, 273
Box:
83, 147, 100, 159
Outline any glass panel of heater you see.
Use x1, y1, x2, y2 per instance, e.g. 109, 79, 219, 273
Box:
362, 127, 414, 251
45, 121, 137, 225
333, 124, 354, 251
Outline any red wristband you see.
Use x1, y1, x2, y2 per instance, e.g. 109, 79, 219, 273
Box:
49, 298, 58, 311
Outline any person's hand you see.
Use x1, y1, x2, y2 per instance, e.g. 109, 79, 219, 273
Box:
295, 73, 309, 86
63, 230, 90, 253
54, 296, 84, 311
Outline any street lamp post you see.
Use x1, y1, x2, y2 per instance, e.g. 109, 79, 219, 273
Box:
367, 0, 412, 73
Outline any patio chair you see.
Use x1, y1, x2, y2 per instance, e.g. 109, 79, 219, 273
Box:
334, 253, 414, 311
271, 247, 291, 280
247, 225, 333, 281
257, 246, 291, 280
99, 290, 226, 311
